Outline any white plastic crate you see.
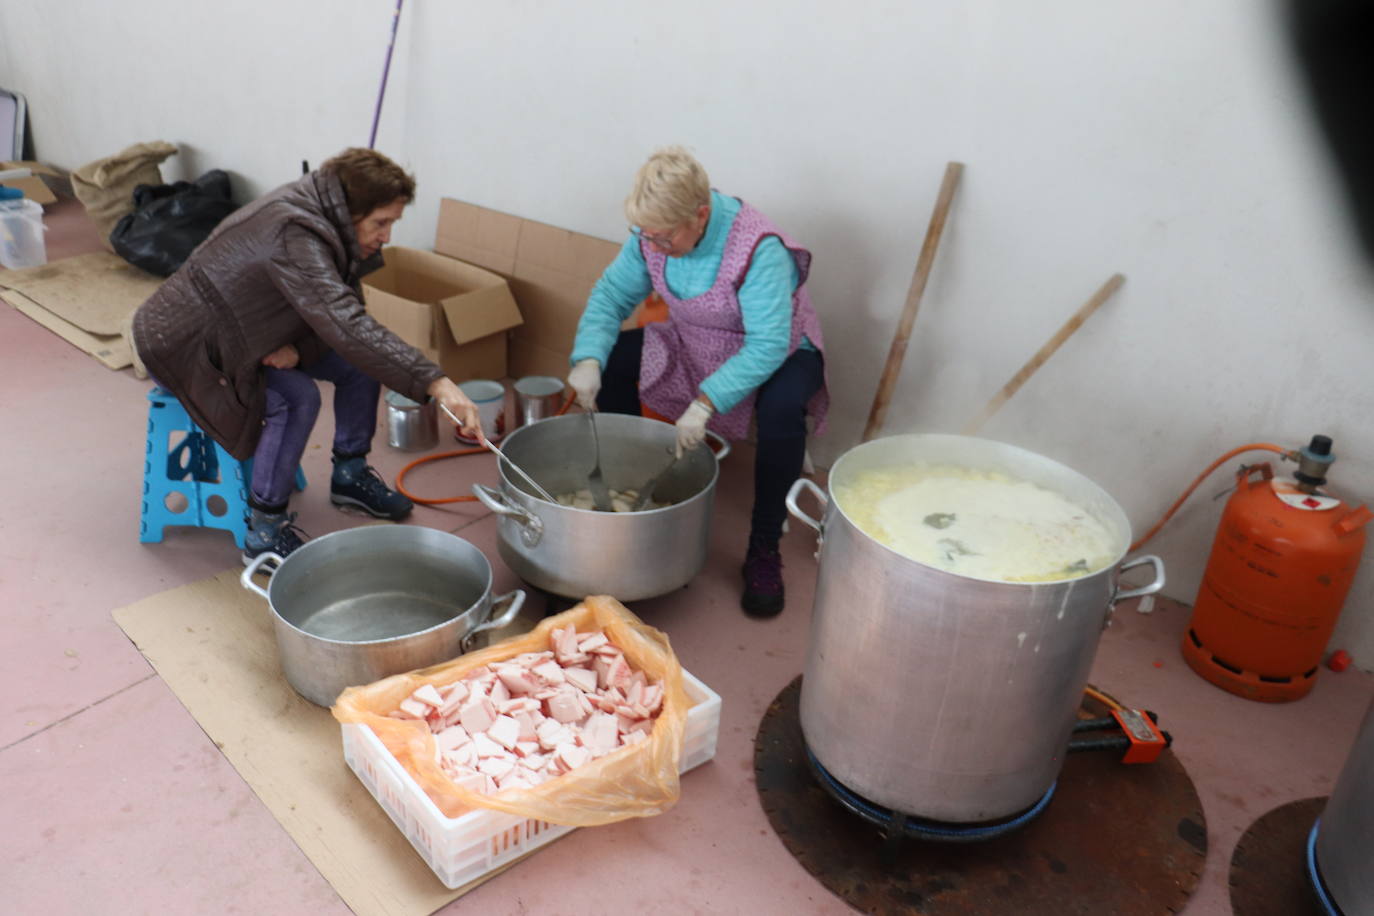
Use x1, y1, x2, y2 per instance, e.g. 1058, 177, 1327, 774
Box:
341, 669, 722, 890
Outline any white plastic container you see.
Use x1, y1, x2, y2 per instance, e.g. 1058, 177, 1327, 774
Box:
0, 197, 46, 269
341, 669, 722, 889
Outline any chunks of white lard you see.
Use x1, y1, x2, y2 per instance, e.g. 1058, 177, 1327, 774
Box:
390, 624, 666, 794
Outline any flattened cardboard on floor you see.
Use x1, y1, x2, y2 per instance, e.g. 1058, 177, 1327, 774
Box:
434, 198, 625, 380
111, 569, 547, 916
362, 246, 523, 383
0, 251, 161, 369
1, 288, 131, 369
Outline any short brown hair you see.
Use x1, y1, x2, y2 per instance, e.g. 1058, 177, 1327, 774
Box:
321, 148, 416, 217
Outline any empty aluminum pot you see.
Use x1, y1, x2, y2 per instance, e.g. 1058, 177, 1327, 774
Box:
240, 526, 525, 706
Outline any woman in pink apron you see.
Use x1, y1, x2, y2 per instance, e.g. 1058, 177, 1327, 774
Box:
568, 147, 828, 617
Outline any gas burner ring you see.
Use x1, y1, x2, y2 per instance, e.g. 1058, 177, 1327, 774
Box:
1306, 821, 1344, 916
804, 744, 1055, 843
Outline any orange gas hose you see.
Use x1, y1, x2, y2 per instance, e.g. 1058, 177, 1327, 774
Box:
395, 391, 577, 505
395, 444, 487, 504
1129, 442, 1294, 552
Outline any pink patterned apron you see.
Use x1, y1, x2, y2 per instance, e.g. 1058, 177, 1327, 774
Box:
638, 199, 829, 441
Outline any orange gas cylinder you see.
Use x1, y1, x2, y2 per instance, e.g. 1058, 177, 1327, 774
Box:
1182, 443, 1372, 702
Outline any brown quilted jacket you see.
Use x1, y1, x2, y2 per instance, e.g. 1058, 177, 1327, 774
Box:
131, 170, 442, 459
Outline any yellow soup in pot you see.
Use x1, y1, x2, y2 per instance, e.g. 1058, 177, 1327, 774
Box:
833, 465, 1118, 582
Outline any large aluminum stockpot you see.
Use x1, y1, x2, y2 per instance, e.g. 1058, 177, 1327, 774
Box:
472, 412, 728, 601
240, 526, 524, 706
786, 433, 1164, 823
1312, 694, 1374, 912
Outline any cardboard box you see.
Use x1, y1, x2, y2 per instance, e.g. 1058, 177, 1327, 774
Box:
0, 160, 59, 205
362, 246, 523, 383
434, 198, 626, 379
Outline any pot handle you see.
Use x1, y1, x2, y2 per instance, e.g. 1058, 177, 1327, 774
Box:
786, 477, 828, 533
1113, 554, 1166, 603
462, 589, 527, 652
472, 482, 544, 547
705, 430, 732, 461
239, 552, 284, 600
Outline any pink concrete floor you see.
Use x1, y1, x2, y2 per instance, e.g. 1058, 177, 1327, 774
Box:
3, 198, 1371, 915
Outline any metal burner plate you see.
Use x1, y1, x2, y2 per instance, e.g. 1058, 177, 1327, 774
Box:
754, 676, 1207, 915
1229, 797, 1328, 916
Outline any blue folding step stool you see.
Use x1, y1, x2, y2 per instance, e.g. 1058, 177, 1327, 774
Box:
139, 387, 305, 548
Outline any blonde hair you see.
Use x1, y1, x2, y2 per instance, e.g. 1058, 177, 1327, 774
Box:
624, 146, 711, 230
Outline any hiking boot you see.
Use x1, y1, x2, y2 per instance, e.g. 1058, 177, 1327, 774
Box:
241, 508, 309, 566
741, 537, 785, 618
330, 455, 413, 521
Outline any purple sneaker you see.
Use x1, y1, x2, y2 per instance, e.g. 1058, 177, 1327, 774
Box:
741, 538, 785, 618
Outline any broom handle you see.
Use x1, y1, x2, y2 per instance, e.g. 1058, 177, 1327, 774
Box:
863, 161, 964, 442
961, 273, 1125, 436
368, 0, 405, 149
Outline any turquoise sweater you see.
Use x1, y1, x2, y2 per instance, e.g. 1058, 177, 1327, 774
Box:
570, 190, 811, 415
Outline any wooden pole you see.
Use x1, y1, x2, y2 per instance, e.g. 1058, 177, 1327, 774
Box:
862, 161, 964, 442
961, 273, 1125, 436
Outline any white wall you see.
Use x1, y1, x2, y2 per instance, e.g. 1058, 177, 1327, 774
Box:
6, 0, 1374, 666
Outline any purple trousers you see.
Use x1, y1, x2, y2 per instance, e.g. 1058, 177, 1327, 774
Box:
251, 350, 379, 509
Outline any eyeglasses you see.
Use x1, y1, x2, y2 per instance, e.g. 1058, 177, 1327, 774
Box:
631, 226, 677, 249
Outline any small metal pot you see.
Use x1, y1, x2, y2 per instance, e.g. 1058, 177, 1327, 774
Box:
472, 412, 729, 601
512, 376, 566, 428
240, 526, 524, 706
385, 390, 437, 451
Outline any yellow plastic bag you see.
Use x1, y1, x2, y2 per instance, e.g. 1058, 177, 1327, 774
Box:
332, 595, 690, 826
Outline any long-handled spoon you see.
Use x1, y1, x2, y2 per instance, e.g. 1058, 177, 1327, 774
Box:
440, 403, 556, 502
585, 412, 615, 512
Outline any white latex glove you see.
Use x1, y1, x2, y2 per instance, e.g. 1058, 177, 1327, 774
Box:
568, 358, 602, 412
675, 399, 713, 457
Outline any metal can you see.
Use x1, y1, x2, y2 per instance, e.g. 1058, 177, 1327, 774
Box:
513, 376, 566, 428
385, 389, 438, 451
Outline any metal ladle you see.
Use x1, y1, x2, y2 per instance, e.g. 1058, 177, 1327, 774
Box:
440, 403, 556, 503
584, 412, 615, 512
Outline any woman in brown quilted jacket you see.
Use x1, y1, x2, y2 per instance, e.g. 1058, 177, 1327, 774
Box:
132, 148, 484, 562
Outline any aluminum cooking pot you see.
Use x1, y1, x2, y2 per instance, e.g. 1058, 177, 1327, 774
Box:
240, 526, 524, 707
1312, 693, 1374, 912
786, 433, 1164, 823
472, 412, 729, 601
